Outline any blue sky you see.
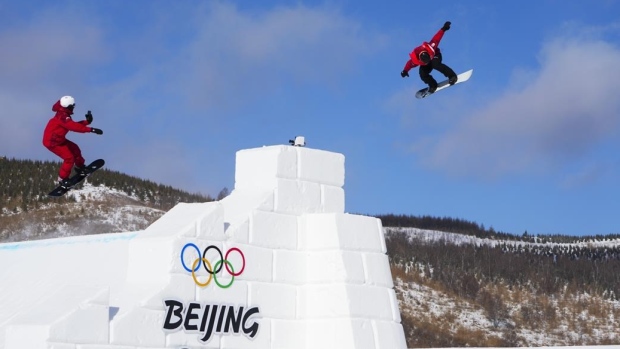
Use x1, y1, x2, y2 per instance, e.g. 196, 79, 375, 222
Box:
1, 0, 619, 236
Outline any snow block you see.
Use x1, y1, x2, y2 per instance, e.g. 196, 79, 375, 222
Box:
272, 250, 308, 285
295, 146, 345, 187
5, 285, 110, 347
234, 146, 345, 191
362, 252, 394, 288
166, 329, 221, 348
269, 320, 304, 349
321, 184, 345, 213
249, 210, 298, 249
248, 282, 296, 319
272, 318, 375, 349
196, 279, 249, 304
305, 250, 366, 284
298, 284, 394, 320
235, 146, 298, 191
303, 319, 376, 349
125, 236, 179, 283
47, 343, 76, 349
372, 320, 408, 349
272, 181, 344, 215
273, 179, 322, 214
5, 325, 48, 349
224, 219, 250, 244
273, 250, 366, 285
220, 190, 274, 225
388, 288, 402, 322
220, 319, 270, 349
48, 303, 109, 344
220, 243, 273, 283
110, 307, 166, 346
299, 213, 385, 251
141, 202, 224, 239
139, 274, 196, 309
197, 203, 226, 239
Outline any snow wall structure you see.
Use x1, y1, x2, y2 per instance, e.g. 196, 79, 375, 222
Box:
0, 145, 407, 349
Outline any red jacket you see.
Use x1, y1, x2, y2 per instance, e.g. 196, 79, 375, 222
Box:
42, 100, 92, 147
403, 28, 446, 72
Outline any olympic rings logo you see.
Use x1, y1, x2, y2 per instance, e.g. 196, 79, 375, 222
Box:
181, 243, 246, 288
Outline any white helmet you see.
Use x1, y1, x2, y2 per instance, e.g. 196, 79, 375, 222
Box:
59, 96, 75, 108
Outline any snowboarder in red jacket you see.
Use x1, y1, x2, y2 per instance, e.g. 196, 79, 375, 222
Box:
401, 21, 458, 93
42, 96, 103, 186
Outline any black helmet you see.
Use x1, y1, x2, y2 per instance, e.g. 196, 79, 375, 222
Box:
419, 51, 431, 64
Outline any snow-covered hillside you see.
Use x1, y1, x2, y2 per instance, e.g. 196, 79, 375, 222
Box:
0, 182, 165, 243
387, 227, 620, 248
385, 227, 620, 346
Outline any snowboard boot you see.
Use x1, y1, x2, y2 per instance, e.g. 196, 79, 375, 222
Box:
428, 82, 438, 94
448, 75, 458, 85
58, 177, 72, 188
74, 165, 88, 176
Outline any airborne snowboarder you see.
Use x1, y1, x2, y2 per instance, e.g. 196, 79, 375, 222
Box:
42, 96, 103, 188
401, 21, 458, 94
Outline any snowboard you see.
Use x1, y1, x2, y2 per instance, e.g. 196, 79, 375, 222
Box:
416, 69, 473, 99
48, 159, 105, 197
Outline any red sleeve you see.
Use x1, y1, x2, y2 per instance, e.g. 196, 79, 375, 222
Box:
403, 59, 418, 72
60, 116, 91, 133
429, 28, 446, 47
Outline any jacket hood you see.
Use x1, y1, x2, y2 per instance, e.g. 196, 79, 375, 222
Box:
52, 100, 73, 115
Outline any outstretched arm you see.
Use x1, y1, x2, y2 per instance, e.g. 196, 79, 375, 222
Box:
429, 21, 451, 47
403, 59, 418, 72
60, 117, 91, 133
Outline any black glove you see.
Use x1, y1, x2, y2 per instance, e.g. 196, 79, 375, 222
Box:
442, 21, 451, 31
401, 70, 409, 78
90, 128, 103, 135
85, 110, 93, 124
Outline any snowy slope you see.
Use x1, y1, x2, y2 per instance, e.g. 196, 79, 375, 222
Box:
0, 232, 136, 348
387, 227, 620, 248
0, 182, 165, 243
386, 227, 620, 346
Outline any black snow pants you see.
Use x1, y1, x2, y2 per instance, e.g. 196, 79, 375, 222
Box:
419, 50, 456, 89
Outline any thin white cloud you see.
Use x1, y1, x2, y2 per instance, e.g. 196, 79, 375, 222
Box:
0, 13, 106, 84
411, 35, 620, 179
168, 2, 386, 112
